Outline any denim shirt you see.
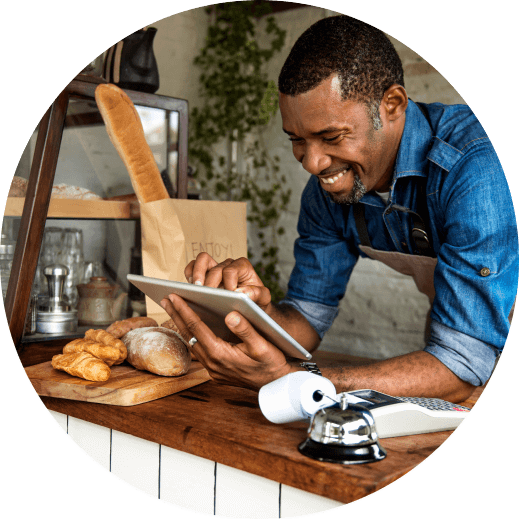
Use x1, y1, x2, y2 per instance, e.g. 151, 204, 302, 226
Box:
282, 99, 518, 386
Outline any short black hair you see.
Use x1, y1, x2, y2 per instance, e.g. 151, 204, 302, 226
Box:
278, 15, 404, 108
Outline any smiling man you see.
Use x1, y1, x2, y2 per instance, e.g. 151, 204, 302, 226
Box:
161, 15, 518, 403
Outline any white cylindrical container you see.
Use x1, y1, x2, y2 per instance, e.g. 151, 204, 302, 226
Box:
258, 372, 337, 424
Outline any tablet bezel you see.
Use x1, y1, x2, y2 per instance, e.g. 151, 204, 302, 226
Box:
127, 274, 312, 360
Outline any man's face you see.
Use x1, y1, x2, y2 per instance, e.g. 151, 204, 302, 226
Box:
279, 75, 402, 204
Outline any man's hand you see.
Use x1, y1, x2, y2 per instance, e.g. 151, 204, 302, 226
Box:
185, 252, 321, 352
185, 252, 272, 311
160, 293, 294, 390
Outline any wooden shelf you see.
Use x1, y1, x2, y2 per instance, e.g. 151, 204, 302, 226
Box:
4, 197, 137, 220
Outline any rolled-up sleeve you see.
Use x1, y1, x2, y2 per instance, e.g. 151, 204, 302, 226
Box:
279, 296, 339, 339
425, 319, 499, 385
284, 176, 359, 335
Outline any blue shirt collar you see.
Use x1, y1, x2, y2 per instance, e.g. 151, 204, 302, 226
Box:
393, 99, 433, 180
361, 99, 433, 208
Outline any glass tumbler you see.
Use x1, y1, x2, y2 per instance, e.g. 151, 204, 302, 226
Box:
59, 228, 84, 308
38, 227, 64, 295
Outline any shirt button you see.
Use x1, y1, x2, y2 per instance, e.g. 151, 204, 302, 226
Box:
480, 267, 491, 277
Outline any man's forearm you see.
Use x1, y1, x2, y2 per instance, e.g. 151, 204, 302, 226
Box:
293, 351, 475, 403
266, 304, 474, 402
267, 302, 321, 352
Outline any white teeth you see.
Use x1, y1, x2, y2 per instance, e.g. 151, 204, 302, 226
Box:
321, 171, 344, 184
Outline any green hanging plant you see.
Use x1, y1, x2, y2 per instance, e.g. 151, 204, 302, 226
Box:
189, 1, 290, 303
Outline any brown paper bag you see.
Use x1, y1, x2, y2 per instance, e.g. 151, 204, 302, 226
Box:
140, 198, 248, 323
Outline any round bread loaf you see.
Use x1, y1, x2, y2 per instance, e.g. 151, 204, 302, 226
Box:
122, 327, 191, 376
159, 319, 196, 360
9, 176, 28, 197
51, 184, 101, 200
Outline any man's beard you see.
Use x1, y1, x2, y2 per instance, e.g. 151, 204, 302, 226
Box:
328, 173, 367, 205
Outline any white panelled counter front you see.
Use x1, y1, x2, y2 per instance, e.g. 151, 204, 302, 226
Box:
49, 410, 340, 517
21, 344, 482, 518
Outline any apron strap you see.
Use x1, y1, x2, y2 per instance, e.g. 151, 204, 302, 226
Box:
352, 203, 372, 247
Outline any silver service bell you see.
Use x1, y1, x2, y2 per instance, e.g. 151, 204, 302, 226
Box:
299, 393, 387, 465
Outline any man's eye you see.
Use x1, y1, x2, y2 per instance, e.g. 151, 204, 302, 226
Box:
323, 135, 341, 142
289, 138, 303, 143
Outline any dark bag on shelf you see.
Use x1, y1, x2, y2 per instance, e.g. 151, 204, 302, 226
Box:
103, 27, 160, 93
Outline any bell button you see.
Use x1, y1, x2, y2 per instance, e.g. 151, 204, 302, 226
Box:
480, 267, 491, 277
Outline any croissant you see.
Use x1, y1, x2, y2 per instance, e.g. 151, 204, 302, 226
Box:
52, 352, 111, 382
63, 338, 121, 366
84, 329, 127, 365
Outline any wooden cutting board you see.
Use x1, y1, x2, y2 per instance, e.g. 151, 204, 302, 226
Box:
25, 360, 211, 406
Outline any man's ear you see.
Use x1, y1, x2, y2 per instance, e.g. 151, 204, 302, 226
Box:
382, 84, 408, 121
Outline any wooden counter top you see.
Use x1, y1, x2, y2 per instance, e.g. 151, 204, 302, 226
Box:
38, 351, 483, 505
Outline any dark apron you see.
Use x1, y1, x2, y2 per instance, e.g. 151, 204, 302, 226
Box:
353, 200, 436, 344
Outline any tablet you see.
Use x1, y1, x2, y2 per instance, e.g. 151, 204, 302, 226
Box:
127, 274, 312, 360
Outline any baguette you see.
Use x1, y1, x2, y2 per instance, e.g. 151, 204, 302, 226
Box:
63, 338, 121, 366
106, 316, 159, 339
52, 351, 111, 382
84, 329, 127, 365
94, 83, 170, 203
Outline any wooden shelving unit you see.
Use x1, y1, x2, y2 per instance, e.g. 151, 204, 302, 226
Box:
6, 75, 189, 350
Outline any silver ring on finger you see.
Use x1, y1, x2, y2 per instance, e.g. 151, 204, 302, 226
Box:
188, 336, 198, 347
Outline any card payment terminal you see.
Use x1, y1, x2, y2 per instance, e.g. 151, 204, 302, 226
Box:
344, 389, 471, 438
